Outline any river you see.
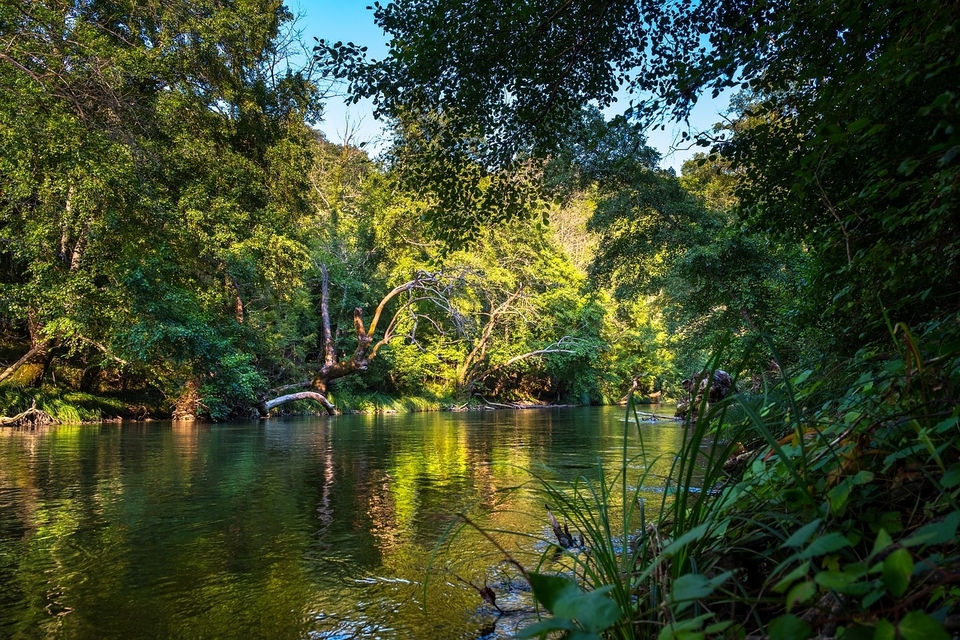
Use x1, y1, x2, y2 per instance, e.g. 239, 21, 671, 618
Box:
0, 406, 687, 639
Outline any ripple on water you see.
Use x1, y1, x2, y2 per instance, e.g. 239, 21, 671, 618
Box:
0, 408, 684, 638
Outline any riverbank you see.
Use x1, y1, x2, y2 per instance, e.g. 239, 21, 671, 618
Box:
503, 348, 960, 638
1, 386, 656, 426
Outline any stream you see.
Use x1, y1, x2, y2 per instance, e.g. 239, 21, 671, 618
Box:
0, 406, 688, 639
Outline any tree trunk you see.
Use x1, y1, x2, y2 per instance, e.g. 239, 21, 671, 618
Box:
258, 391, 336, 417
0, 342, 50, 385
32, 346, 58, 388
79, 365, 101, 393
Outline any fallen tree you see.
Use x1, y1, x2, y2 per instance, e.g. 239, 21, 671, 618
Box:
0, 402, 54, 428
257, 265, 586, 416
257, 266, 440, 416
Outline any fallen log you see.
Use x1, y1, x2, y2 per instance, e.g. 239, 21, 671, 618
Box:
630, 410, 682, 421
258, 391, 337, 417
0, 403, 54, 427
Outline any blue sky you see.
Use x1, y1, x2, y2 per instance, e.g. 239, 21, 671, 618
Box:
295, 1, 730, 173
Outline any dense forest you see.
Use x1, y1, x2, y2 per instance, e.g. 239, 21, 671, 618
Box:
2, 0, 960, 637
1, 1, 754, 421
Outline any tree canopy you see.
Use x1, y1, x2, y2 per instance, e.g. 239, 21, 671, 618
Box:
4, 0, 958, 418
320, 0, 960, 343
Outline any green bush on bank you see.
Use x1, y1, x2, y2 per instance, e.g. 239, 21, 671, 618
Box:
0, 388, 137, 423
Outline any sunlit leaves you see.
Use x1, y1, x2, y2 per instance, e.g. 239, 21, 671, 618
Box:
0, 0, 322, 417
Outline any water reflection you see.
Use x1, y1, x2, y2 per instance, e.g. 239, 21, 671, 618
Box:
0, 407, 689, 638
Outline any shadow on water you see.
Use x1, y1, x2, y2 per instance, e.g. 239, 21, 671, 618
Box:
0, 407, 690, 638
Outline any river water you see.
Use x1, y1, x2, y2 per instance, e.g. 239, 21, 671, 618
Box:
0, 407, 687, 639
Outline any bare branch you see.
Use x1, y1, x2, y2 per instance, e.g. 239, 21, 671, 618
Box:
261, 391, 336, 415
320, 264, 337, 367
473, 341, 579, 382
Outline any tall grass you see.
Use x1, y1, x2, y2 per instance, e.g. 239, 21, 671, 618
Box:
1, 388, 127, 423
329, 389, 445, 413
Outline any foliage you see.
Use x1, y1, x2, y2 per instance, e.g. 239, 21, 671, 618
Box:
316, 3, 960, 631
488, 320, 960, 638
321, 0, 960, 354
546, 110, 808, 375
0, 2, 695, 419
0, 387, 136, 423
0, 1, 339, 418
661, 1, 960, 340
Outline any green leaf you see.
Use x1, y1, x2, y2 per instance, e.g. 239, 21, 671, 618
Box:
870, 529, 894, 559
671, 573, 713, 603
837, 624, 874, 640
769, 614, 813, 640
900, 511, 960, 548
799, 532, 851, 559
784, 519, 822, 548
874, 619, 896, 640
554, 588, 621, 633
658, 625, 703, 640
774, 561, 811, 593
828, 482, 851, 514
658, 613, 714, 640
847, 117, 872, 133
516, 617, 577, 638
898, 611, 950, 640
704, 620, 733, 634
661, 523, 710, 558
670, 571, 732, 613
815, 571, 857, 590
526, 573, 620, 633
882, 549, 913, 598
933, 416, 959, 435
786, 581, 816, 612
861, 587, 885, 609
942, 465, 960, 488
527, 573, 579, 613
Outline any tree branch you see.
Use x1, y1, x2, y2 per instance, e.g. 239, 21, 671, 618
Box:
473, 343, 577, 383
0, 342, 50, 385
260, 391, 336, 416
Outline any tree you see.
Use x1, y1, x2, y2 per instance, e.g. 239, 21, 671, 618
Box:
319, 0, 960, 350
0, 1, 324, 418
258, 267, 441, 415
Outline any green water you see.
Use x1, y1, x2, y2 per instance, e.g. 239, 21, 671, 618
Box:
0, 407, 686, 639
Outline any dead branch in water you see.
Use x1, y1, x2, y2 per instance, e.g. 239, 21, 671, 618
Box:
0, 402, 54, 427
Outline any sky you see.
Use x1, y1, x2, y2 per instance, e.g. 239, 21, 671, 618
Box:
296, 0, 730, 174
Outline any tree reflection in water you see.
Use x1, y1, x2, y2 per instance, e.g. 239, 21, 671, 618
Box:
0, 407, 685, 638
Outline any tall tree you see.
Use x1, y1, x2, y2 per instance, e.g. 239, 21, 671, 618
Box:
0, 1, 323, 417
320, 0, 960, 348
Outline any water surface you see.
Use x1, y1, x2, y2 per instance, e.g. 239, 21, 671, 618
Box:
0, 407, 686, 638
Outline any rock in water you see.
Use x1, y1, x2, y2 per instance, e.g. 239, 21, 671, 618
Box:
676, 369, 735, 418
